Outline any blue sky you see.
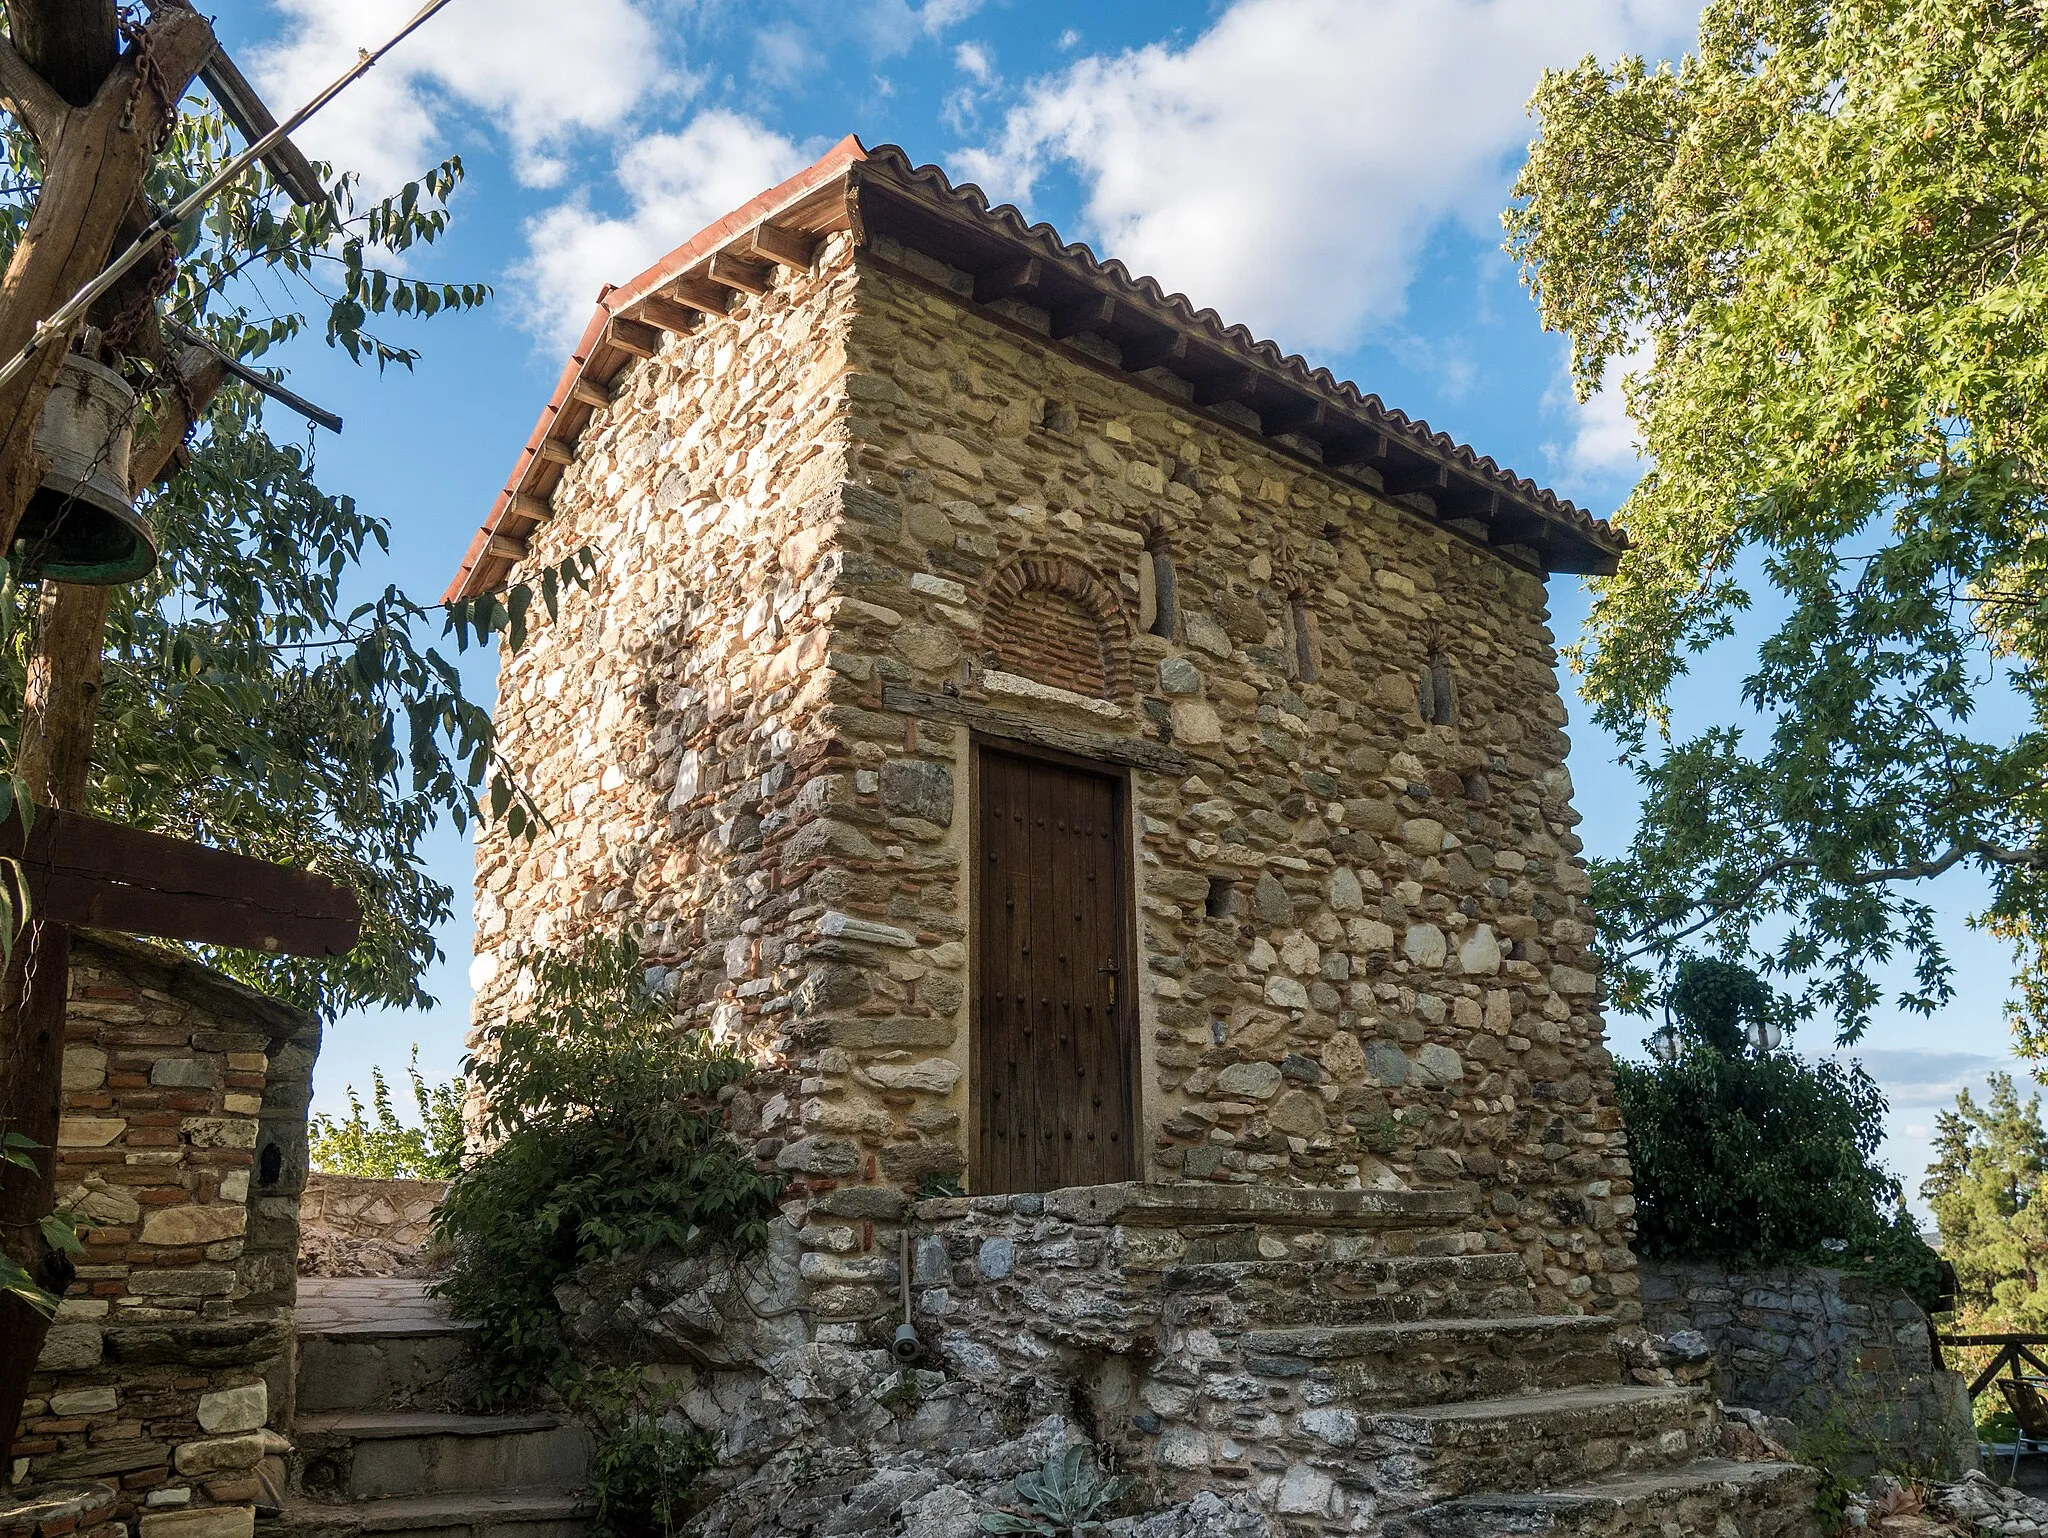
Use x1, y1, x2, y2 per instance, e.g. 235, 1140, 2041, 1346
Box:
209, 0, 2040, 1211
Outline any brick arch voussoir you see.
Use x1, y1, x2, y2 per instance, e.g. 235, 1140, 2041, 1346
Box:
983, 552, 1134, 700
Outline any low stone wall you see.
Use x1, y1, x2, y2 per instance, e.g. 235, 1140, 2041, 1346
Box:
1639, 1259, 1974, 1473
299, 1175, 445, 1250
10, 934, 320, 1538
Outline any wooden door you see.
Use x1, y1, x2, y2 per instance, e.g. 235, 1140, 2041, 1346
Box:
974, 744, 1136, 1194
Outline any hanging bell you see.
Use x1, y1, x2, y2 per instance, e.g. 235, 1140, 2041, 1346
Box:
13, 350, 156, 585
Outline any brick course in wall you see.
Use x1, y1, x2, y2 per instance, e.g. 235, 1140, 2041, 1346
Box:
10, 934, 319, 1538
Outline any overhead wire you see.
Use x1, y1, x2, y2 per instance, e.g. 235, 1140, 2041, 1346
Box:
0, 0, 458, 398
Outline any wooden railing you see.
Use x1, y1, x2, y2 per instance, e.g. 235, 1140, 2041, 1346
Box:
1941, 1333, 2048, 1398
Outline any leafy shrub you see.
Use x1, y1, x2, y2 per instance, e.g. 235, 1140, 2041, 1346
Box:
1616, 959, 1941, 1308
572, 1368, 716, 1538
309, 1045, 464, 1179
430, 931, 783, 1406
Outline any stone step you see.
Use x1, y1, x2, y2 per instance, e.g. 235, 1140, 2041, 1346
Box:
1160, 1254, 1537, 1327
291, 1413, 592, 1502
1034, 1181, 1479, 1231
1361, 1384, 1715, 1502
1234, 1315, 1619, 1409
296, 1330, 481, 1415
265, 1491, 591, 1538
1393, 1458, 1824, 1537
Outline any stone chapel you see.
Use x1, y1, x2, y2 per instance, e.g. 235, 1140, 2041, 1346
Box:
444, 139, 1822, 1534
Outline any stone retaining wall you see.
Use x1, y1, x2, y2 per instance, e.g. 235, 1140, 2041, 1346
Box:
298, 1176, 445, 1250
9, 934, 320, 1538
1639, 1259, 1974, 1473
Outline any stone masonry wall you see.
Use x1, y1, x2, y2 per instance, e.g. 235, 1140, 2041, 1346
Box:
12, 935, 320, 1538
297, 1176, 445, 1250
1640, 1259, 1973, 1470
797, 248, 1629, 1319
469, 233, 861, 1124
473, 222, 1631, 1328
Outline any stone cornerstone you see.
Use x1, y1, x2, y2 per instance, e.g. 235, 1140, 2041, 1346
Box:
448, 140, 1824, 1534
9, 934, 320, 1538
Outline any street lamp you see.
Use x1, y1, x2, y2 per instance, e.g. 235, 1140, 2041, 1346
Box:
1648, 1023, 1682, 1064
1746, 1017, 1783, 1055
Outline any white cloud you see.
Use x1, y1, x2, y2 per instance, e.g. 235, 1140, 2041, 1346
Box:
1543, 340, 1649, 491
1835, 1049, 2042, 1110
247, 0, 677, 194
862, 0, 988, 54
960, 0, 1695, 356
955, 42, 994, 84
514, 112, 810, 349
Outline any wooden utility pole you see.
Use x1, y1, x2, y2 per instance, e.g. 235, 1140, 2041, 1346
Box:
0, 0, 217, 1460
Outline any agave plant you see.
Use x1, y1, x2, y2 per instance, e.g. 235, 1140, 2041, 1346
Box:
979, 1447, 1131, 1536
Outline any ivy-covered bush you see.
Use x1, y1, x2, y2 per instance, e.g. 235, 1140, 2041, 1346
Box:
430, 932, 783, 1408
1616, 959, 1941, 1308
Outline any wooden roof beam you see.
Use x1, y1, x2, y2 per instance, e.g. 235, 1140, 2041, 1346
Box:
708, 252, 774, 295
485, 532, 529, 560
1380, 462, 1452, 498
635, 295, 706, 335
744, 221, 819, 269
1260, 397, 1327, 437
1193, 368, 1257, 408
1049, 293, 1117, 340
504, 492, 553, 525
536, 438, 575, 467
1120, 332, 1188, 373
568, 379, 611, 411
665, 274, 735, 316
974, 256, 1043, 305
1322, 433, 1391, 470
604, 317, 663, 358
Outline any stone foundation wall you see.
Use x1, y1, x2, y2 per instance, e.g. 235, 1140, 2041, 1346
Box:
1640, 1259, 1973, 1471
10, 934, 320, 1538
298, 1176, 445, 1249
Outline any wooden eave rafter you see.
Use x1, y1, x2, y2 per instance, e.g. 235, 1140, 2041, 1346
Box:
448, 136, 1623, 603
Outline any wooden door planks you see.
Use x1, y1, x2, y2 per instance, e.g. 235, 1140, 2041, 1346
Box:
973, 747, 1134, 1194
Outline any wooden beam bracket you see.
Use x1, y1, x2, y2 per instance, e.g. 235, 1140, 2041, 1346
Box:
1119, 332, 1188, 373
745, 222, 818, 269
1260, 397, 1327, 438
1380, 462, 1452, 498
708, 252, 774, 296
603, 316, 663, 359
1049, 293, 1117, 340
1193, 368, 1257, 408
974, 256, 1042, 305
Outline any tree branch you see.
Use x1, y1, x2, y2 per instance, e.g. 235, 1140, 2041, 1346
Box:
4, 0, 116, 109
0, 33, 65, 147
1617, 838, 2048, 960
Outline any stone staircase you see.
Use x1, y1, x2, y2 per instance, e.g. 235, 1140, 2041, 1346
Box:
268, 1280, 592, 1538
920, 1183, 1825, 1537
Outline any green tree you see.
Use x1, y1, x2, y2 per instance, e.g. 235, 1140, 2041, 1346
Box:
309, 1046, 464, 1180
433, 931, 783, 1407
1924, 1072, 2048, 1330
0, 58, 584, 1326
0, 95, 581, 1018
1504, 0, 2048, 1040
1617, 959, 1940, 1302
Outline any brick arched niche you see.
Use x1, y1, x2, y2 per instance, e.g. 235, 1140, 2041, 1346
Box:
983, 555, 1132, 701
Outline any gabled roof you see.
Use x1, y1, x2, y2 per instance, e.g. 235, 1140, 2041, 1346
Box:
446, 136, 1624, 602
